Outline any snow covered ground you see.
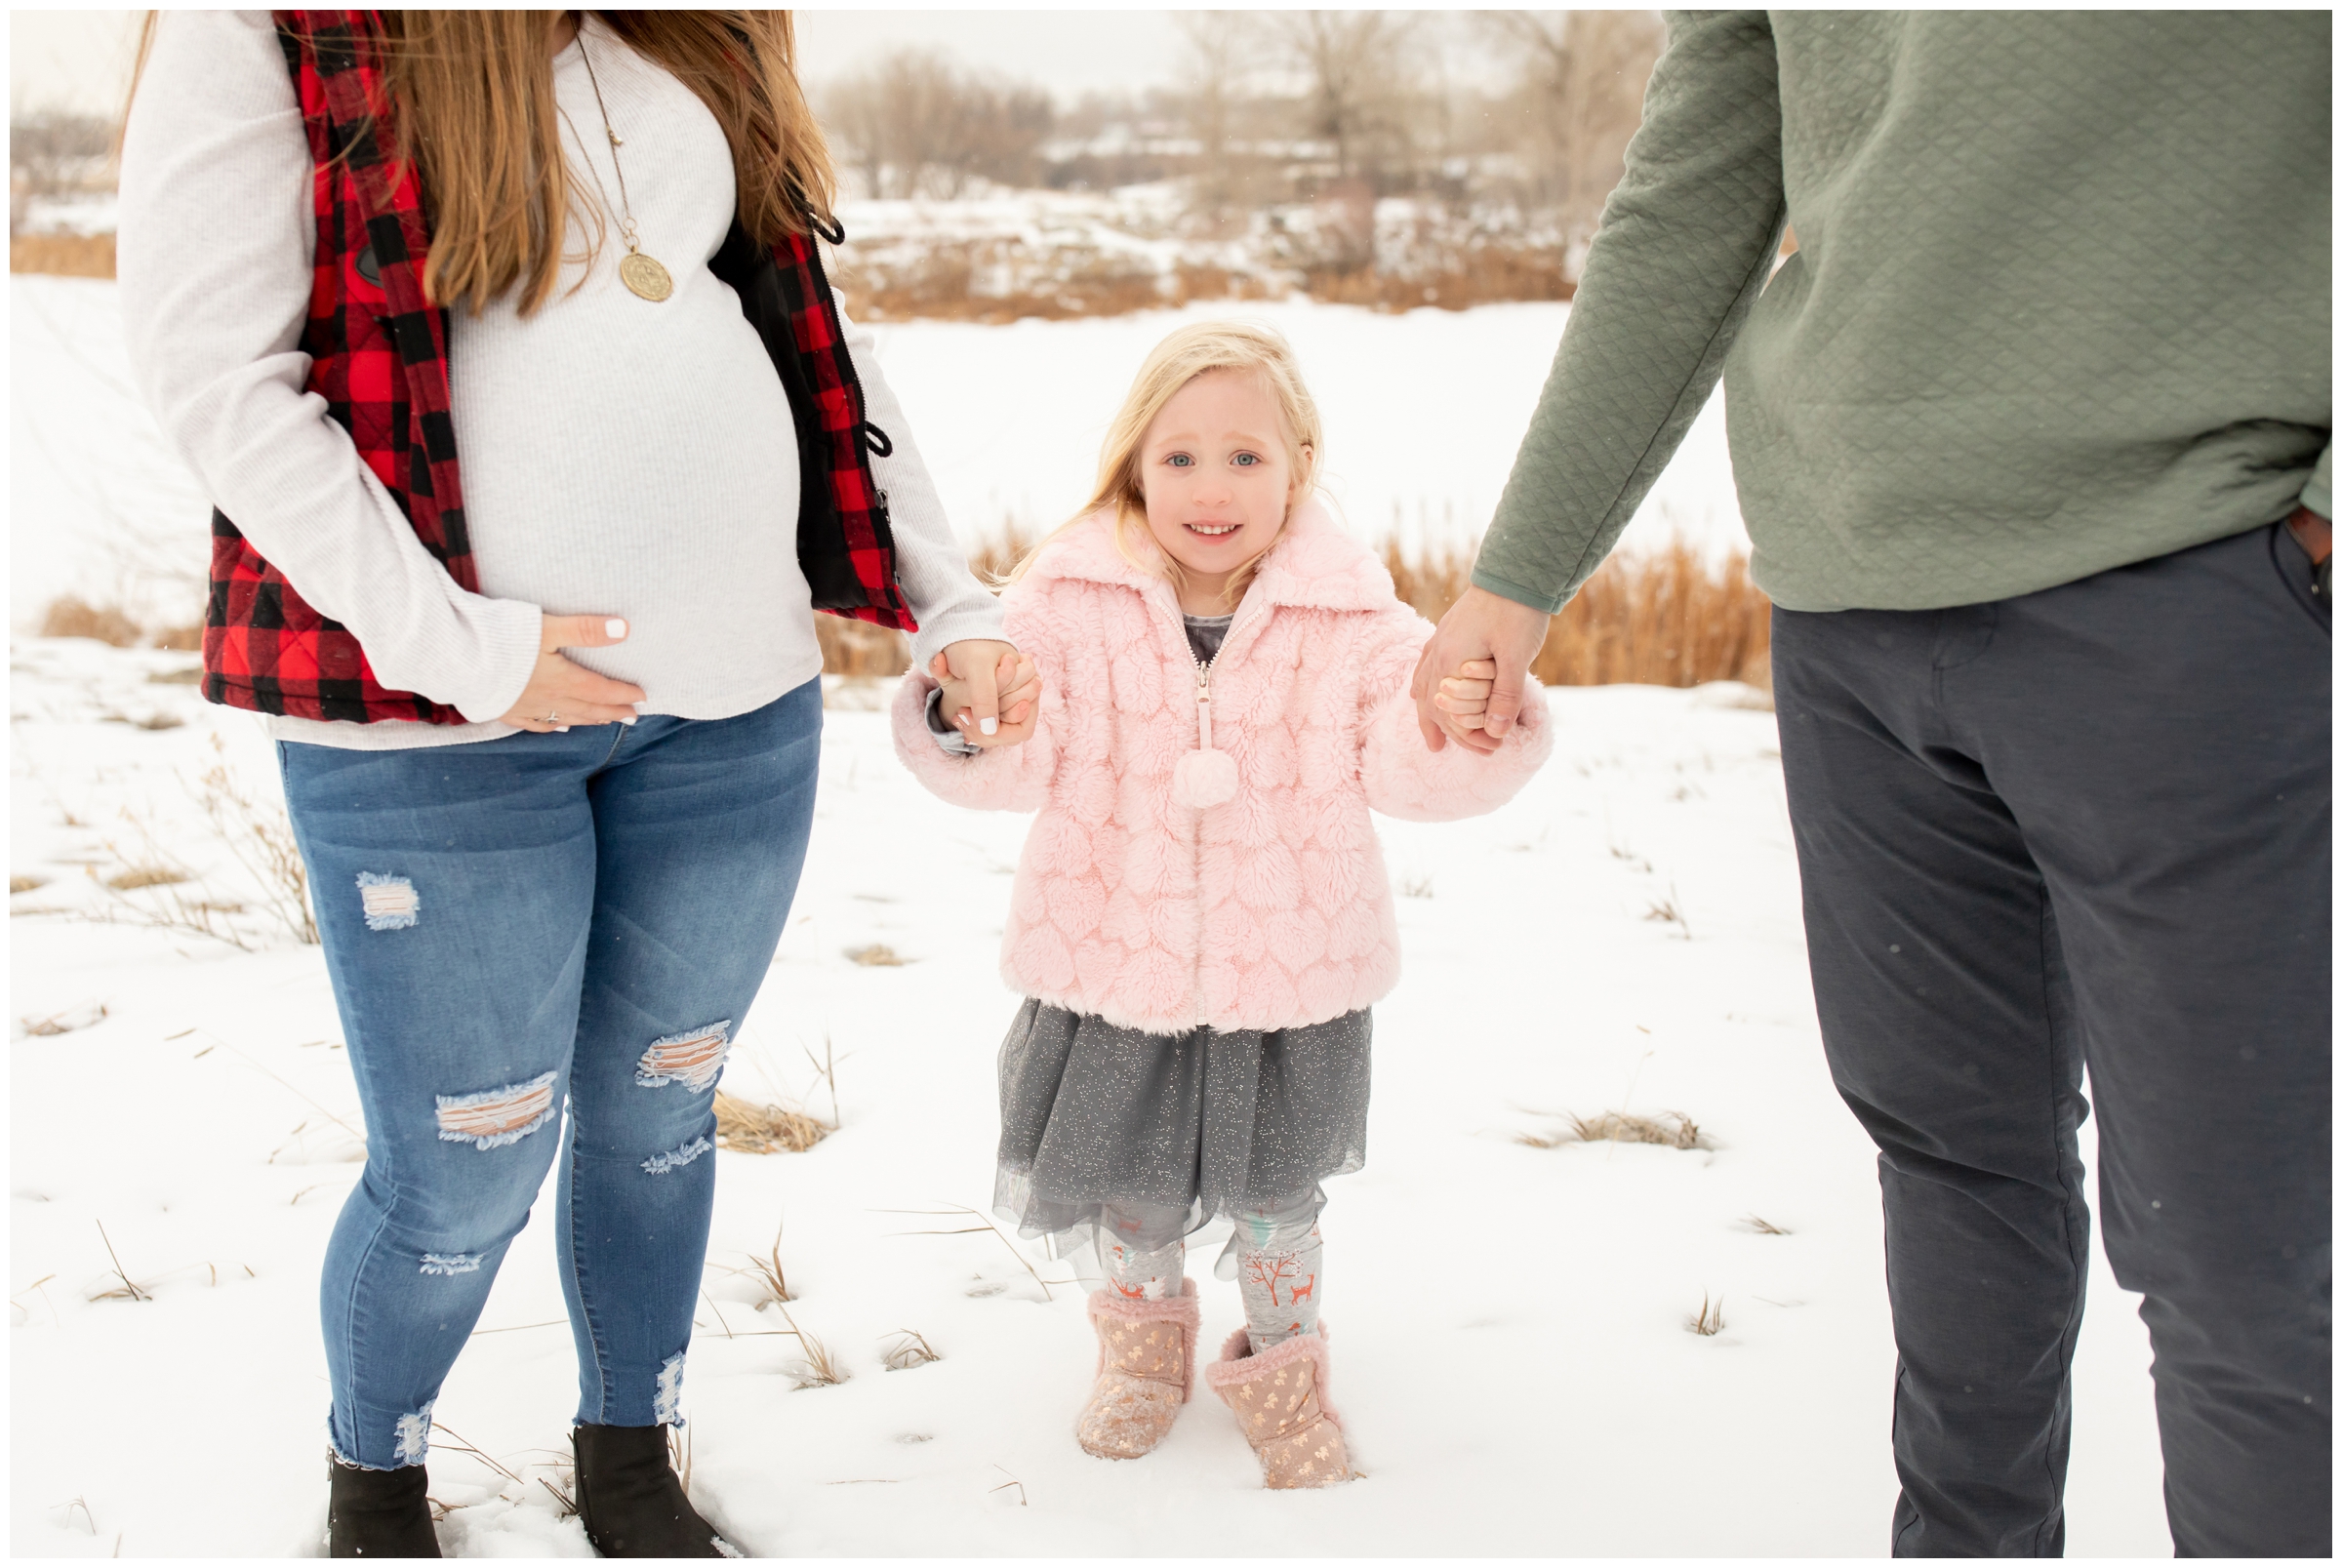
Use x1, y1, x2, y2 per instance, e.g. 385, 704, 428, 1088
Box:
11, 275, 2170, 1556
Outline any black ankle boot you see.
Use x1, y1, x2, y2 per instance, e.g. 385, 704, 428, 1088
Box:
326, 1454, 442, 1557
573, 1424, 729, 1557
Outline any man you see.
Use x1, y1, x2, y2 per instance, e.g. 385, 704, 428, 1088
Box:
1416, 13, 2329, 1556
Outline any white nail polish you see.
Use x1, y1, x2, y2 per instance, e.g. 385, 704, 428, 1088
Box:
619, 714, 637, 726
555, 725, 571, 733
606, 618, 627, 638
980, 716, 998, 735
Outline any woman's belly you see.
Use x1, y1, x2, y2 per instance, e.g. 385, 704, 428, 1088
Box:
448, 266, 819, 719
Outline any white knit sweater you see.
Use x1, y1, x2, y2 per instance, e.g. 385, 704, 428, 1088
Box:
117, 12, 1005, 751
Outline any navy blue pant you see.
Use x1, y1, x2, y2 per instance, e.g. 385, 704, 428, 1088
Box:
279, 682, 822, 1468
1772, 524, 2329, 1557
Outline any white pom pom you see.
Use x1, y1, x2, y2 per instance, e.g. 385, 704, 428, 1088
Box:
1171, 746, 1238, 809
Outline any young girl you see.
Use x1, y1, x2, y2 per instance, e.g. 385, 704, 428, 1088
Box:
894, 322, 1552, 1489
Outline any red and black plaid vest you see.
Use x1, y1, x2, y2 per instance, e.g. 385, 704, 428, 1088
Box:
205, 11, 914, 724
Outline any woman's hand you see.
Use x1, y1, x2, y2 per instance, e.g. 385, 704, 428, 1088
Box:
931, 642, 1040, 749
933, 638, 1029, 737
500, 614, 646, 732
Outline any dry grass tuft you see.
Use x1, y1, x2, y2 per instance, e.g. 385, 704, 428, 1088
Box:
1517, 1108, 1709, 1152
38, 596, 142, 648
731, 1226, 795, 1306
881, 1329, 943, 1371
189, 736, 318, 945
881, 1202, 1078, 1302
104, 865, 186, 891
712, 1092, 830, 1155
90, 1220, 149, 1303
846, 943, 906, 967
21, 1003, 106, 1037
775, 1303, 850, 1389
79, 744, 317, 949
10, 875, 49, 895
1570, 1108, 1708, 1150
13, 232, 115, 278
1686, 1292, 1726, 1337
816, 616, 912, 678
1385, 537, 1771, 689
1642, 884, 1691, 940
1740, 1214, 1791, 1236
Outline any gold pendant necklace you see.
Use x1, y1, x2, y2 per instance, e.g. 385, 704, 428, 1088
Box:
569, 28, 671, 302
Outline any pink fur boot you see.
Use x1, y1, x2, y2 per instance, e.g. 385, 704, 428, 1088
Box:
1075, 1280, 1200, 1460
1205, 1327, 1355, 1489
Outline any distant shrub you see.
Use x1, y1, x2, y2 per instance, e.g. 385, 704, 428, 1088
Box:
10, 233, 114, 278
39, 596, 141, 647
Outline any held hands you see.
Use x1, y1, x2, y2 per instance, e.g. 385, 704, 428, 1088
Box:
1432, 660, 1501, 734
1410, 586, 1552, 754
932, 638, 1041, 749
500, 614, 646, 733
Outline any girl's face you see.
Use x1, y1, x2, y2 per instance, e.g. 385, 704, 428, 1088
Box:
1138, 369, 1306, 610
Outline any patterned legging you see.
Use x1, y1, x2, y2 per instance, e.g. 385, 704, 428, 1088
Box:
1097, 1191, 1324, 1348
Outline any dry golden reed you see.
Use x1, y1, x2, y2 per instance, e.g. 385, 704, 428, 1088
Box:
1384, 536, 1771, 691
38, 596, 142, 647
11, 233, 114, 278
837, 529, 1769, 689
814, 616, 912, 678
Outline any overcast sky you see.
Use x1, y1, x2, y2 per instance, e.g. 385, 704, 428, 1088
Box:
8, 10, 1216, 118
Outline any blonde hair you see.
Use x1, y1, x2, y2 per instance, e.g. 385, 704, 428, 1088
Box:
1009, 320, 1323, 605
129, 11, 838, 319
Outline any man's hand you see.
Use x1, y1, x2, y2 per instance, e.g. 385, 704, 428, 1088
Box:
933, 640, 1039, 749
1411, 586, 1553, 754
2286, 504, 2330, 564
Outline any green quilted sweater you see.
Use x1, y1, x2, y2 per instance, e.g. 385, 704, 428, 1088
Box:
1474, 11, 2333, 615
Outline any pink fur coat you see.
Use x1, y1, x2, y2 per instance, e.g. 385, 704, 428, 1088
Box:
891, 500, 1553, 1035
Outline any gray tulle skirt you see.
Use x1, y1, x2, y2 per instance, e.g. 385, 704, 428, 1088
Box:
992, 997, 1372, 1260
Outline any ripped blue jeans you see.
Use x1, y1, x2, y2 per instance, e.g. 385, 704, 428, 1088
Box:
279, 680, 822, 1469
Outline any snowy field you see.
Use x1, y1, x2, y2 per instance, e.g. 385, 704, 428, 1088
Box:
11, 275, 2169, 1556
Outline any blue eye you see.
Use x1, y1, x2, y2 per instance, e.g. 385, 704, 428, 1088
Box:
1167, 453, 1192, 468
1233, 453, 1260, 467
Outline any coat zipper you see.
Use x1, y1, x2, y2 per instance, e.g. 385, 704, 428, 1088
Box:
1192, 652, 1214, 751
1181, 603, 1247, 1029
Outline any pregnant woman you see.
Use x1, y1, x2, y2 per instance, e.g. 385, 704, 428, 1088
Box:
119, 12, 1031, 1556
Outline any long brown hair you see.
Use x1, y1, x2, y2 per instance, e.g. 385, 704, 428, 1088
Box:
130, 11, 836, 318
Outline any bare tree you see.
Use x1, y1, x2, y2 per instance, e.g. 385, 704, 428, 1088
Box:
1481, 11, 1665, 247
822, 51, 1054, 200
1177, 12, 1273, 232
1268, 11, 1424, 190
11, 111, 114, 235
